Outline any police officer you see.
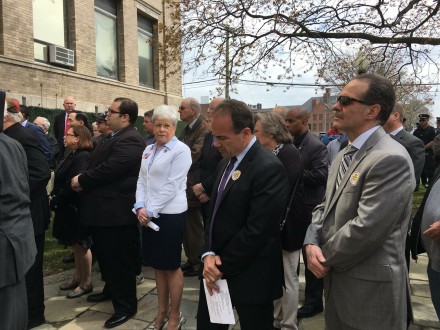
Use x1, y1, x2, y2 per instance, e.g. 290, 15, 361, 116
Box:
413, 114, 436, 187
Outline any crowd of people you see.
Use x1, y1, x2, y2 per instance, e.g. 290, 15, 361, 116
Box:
1, 72, 440, 330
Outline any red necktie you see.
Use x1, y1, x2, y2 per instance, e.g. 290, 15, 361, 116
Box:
64, 115, 69, 135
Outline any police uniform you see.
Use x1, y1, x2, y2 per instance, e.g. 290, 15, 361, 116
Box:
413, 114, 436, 186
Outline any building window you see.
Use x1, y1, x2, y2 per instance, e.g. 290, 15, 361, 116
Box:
33, 0, 68, 62
319, 114, 323, 120
95, 0, 118, 79
138, 14, 154, 88
319, 123, 323, 131
312, 124, 317, 131
313, 114, 317, 120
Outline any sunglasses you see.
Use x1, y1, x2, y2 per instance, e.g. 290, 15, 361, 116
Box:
337, 95, 373, 106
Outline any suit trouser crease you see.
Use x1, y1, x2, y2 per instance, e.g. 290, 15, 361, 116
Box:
91, 225, 139, 315
183, 206, 204, 266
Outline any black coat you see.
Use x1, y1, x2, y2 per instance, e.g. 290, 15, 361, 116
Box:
294, 131, 328, 208
203, 140, 288, 304
277, 143, 311, 251
52, 150, 90, 242
79, 126, 145, 227
4, 123, 51, 235
53, 112, 67, 162
197, 132, 223, 195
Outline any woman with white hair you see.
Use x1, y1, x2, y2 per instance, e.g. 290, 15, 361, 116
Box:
134, 105, 191, 330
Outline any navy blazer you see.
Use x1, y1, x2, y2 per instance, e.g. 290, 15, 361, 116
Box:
24, 121, 51, 160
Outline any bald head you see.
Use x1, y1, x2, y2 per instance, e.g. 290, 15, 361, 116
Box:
63, 97, 76, 113
285, 107, 309, 137
208, 97, 225, 119
272, 106, 288, 118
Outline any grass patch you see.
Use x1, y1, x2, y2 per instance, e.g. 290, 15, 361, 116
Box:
43, 216, 74, 277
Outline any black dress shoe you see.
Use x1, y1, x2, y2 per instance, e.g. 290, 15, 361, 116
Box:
297, 305, 324, 318
180, 262, 192, 271
87, 292, 110, 302
104, 313, 134, 328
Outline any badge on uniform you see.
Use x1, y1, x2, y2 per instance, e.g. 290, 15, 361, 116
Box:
232, 170, 241, 181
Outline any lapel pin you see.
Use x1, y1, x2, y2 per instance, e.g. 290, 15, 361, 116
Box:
350, 171, 360, 185
232, 170, 241, 181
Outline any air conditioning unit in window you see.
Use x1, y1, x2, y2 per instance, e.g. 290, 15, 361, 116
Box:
48, 45, 74, 67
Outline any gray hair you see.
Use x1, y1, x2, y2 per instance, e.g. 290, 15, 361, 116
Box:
254, 112, 292, 144
187, 97, 201, 114
35, 116, 50, 131
152, 105, 179, 126
4, 108, 22, 123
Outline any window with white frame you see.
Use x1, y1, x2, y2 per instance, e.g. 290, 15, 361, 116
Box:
95, 0, 118, 79
138, 14, 154, 88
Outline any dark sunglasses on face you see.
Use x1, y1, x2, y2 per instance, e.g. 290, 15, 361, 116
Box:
337, 95, 373, 106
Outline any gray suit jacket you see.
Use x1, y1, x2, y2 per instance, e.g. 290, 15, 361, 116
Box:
304, 127, 415, 329
0, 133, 37, 289
394, 128, 425, 186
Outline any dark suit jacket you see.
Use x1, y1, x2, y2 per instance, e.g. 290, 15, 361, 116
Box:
24, 121, 51, 160
0, 133, 37, 288
277, 143, 310, 251
54, 112, 67, 162
4, 123, 51, 235
79, 126, 145, 227
197, 132, 223, 195
294, 131, 328, 207
203, 140, 288, 304
394, 129, 425, 186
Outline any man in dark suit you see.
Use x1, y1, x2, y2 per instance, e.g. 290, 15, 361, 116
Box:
54, 96, 76, 162
0, 94, 38, 330
3, 98, 51, 329
71, 97, 145, 329
192, 97, 225, 224
197, 99, 288, 330
384, 103, 424, 188
285, 107, 328, 318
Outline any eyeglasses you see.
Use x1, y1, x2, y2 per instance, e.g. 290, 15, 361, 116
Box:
178, 106, 187, 111
106, 108, 121, 115
337, 95, 373, 106
65, 133, 77, 137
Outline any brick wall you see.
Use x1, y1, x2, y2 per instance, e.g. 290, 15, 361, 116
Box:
0, 0, 182, 111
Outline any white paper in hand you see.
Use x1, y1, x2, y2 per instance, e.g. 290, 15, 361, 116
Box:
202, 279, 235, 324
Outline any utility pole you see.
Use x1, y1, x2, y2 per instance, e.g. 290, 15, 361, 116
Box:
225, 28, 230, 99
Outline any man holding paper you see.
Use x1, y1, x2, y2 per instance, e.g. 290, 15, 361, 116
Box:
197, 99, 288, 330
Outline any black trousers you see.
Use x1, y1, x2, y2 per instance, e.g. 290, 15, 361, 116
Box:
26, 233, 45, 329
196, 280, 274, 330
90, 225, 140, 315
302, 247, 324, 308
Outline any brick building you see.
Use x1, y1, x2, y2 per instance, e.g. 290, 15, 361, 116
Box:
0, 0, 182, 112
304, 88, 337, 134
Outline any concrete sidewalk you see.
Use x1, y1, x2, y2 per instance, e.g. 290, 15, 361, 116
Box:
33, 254, 440, 329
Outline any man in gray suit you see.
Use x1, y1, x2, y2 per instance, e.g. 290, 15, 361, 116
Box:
304, 73, 415, 329
0, 96, 37, 329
